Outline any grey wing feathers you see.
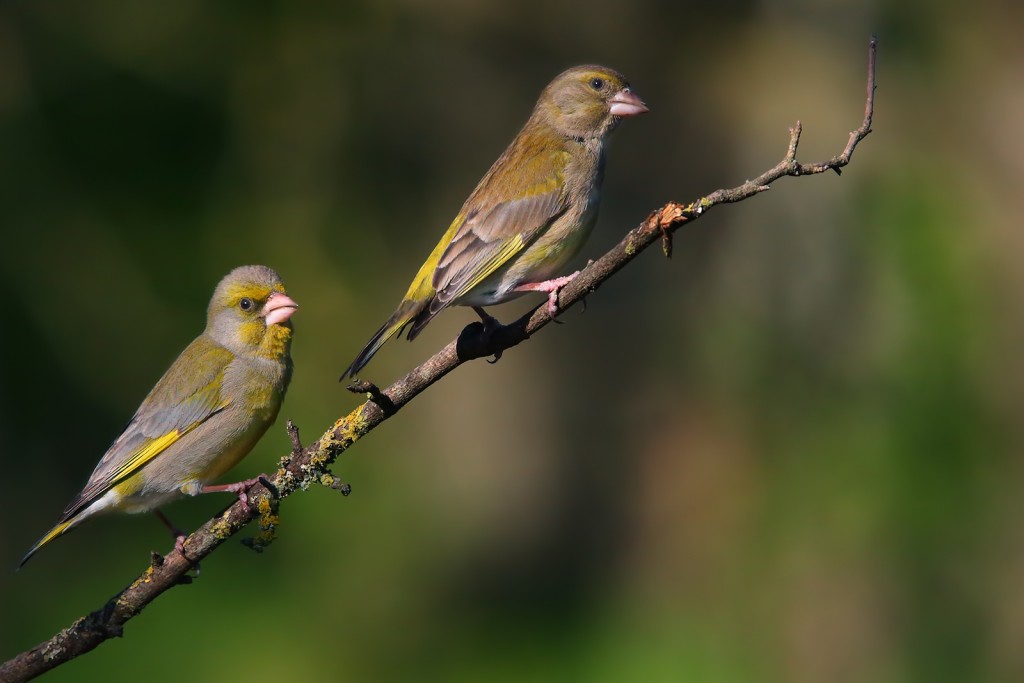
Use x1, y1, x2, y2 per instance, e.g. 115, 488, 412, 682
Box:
431, 189, 564, 309
62, 338, 231, 520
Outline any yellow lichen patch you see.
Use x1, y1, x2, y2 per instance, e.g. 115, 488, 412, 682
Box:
333, 411, 371, 447
242, 494, 280, 553
257, 495, 273, 517
209, 514, 235, 540
258, 511, 279, 533
307, 447, 331, 469
329, 414, 353, 435
114, 566, 155, 614
272, 463, 299, 491
122, 566, 155, 594
258, 517, 279, 535
690, 197, 712, 214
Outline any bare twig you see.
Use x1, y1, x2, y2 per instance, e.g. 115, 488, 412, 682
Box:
285, 420, 303, 458
0, 36, 877, 683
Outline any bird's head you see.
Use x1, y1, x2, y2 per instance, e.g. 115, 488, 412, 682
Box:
535, 65, 648, 141
206, 265, 298, 360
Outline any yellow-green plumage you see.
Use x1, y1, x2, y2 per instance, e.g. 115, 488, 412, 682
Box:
343, 64, 647, 378
20, 265, 298, 567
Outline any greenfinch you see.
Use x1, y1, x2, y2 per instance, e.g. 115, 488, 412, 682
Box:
20, 265, 298, 567
343, 64, 647, 378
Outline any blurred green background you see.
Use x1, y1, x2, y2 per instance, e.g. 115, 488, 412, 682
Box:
2, 1, 1022, 681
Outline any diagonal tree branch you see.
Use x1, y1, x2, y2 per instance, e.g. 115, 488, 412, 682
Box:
0, 36, 877, 683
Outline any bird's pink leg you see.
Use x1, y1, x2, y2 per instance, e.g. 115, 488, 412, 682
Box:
200, 475, 276, 508
514, 271, 580, 316
154, 509, 188, 554
155, 509, 201, 574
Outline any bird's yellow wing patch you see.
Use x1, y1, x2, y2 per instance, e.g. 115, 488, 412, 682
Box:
17, 404, 228, 567
57, 356, 233, 527
443, 233, 526, 304
104, 425, 194, 490
97, 396, 231, 497
432, 190, 563, 308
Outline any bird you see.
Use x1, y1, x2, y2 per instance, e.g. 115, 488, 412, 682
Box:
20, 265, 298, 567
342, 64, 648, 379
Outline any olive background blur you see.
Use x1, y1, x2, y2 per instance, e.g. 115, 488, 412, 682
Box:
1, 2, 1021, 682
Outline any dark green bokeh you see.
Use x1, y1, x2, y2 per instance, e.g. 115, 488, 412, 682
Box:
2, 1, 1021, 682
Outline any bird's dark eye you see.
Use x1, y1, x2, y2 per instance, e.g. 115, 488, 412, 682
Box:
590, 77, 605, 90
239, 297, 254, 312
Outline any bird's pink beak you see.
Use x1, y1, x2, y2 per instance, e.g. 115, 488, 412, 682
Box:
609, 88, 649, 117
262, 292, 299, 326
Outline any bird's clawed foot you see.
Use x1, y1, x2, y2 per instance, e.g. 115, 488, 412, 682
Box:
200, 474, 277, 508
155, 509, 199, 573
514, 271, 581, 318
173, 534, 187, 555
472, 307, 505, 364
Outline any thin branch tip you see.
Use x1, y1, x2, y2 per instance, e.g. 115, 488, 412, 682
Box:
786, 121, 802, 161
285, 420, 303, 459
325, 475, 353, 496
346, 379, 397, 415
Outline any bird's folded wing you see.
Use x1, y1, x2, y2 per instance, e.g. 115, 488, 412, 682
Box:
59, 340, 234, 522
432, 151, 568, 308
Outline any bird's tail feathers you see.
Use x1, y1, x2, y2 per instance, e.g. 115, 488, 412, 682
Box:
342, 299, 429, 379
405, 301, 446, 342
18, 517, 77, 569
